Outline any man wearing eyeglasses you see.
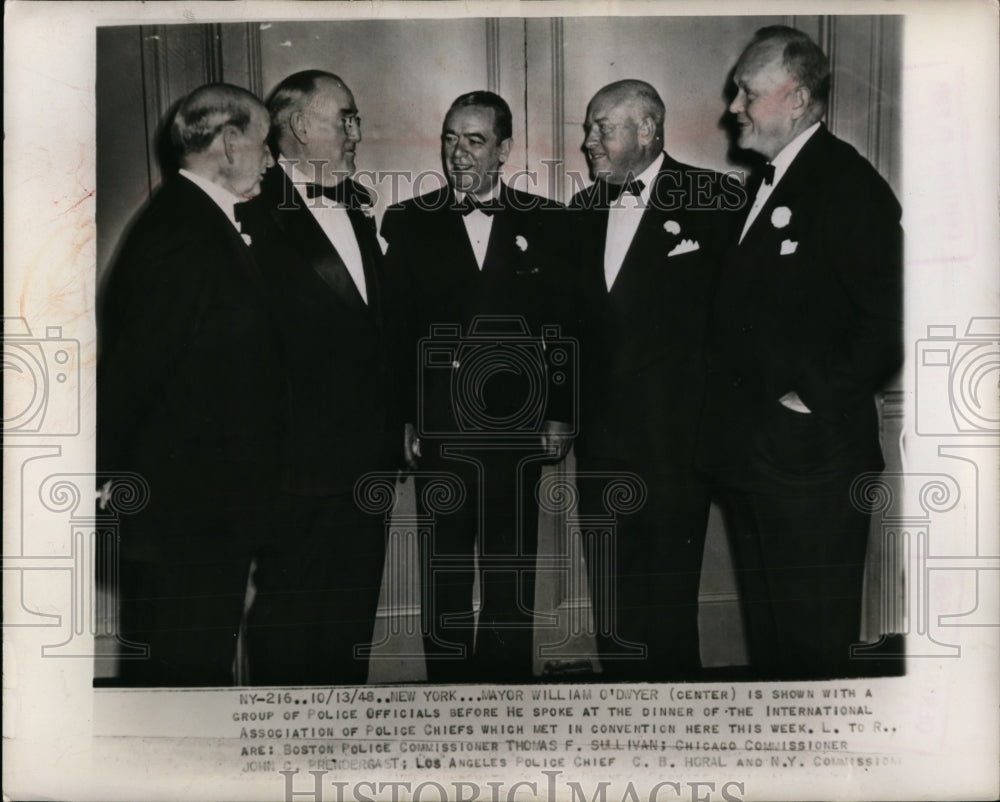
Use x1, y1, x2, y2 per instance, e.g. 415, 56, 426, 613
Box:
238, 70, 397, 685
569, 80, 735, 682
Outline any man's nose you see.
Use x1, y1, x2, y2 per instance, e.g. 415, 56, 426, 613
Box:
728, 91, 745, 115
583, 125, 599, 148
264, 148, 275, 168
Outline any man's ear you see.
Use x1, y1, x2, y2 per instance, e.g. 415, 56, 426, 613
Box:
498, 137, 513, 165
636, 115, 655, 146
789, 85, 811, 120
221, 125, 238, 165
288, 111, 309, 145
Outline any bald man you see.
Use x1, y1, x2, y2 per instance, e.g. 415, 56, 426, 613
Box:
238, 71, 397, 685
98, 83, 282, 686
570, 79, 736, 681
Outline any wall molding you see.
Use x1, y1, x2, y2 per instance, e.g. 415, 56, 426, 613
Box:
486, 18, 501, 94
244, 22, 263, 97
549, 17, 565, 203
203, 23, 224, 83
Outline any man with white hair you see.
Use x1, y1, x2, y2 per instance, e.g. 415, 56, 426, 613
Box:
99, 83, 281, 686
698, 26, 903, 679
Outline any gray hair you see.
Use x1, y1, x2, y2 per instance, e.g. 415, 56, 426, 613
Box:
170, 83, 262, 156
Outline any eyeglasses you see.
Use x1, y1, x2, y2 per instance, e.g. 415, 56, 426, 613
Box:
310, 111, 362, 133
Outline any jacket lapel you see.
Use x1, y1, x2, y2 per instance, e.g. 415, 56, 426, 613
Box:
609, 158, 679, 294
737, 125, 830, 250
263, 169, 369, 314
481, 185, 517, 276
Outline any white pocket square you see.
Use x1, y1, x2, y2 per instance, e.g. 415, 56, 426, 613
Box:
668, 238, 700, 257
780, 239, 798, 255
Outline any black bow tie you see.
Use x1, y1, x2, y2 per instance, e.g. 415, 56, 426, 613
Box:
605, 178, 645, 202
458, 195, 500, 217
761, 163, 776, 186
304, 180, 355, 206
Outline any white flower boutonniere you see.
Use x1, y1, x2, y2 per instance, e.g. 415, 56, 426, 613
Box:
663, 220, 681, 235
771, 206, 792, 229
515, 235, 529, 252
360, 204, 375, 220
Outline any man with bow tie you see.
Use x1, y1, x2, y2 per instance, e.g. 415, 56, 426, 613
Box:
569, 79, 735, 682
99, 84, 282, 686
237, 70, 397, 685
380, 91, 572, 682
698, 27, 903, 679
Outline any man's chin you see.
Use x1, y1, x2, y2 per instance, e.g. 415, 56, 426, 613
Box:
449, 175, 481, 194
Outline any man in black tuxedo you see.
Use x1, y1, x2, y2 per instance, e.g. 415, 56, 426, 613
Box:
698, 26, 903, 679
98, 84, 281, 686
570, 80, 735, 682
239, 71, 396, 685
381, 91, 572, 682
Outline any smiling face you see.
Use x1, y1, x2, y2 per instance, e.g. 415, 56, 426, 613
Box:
582, 91, 650, 184
221, 105, 274, 199
729, 43, 804, 161
301, 77, 361, 185
441, 105, 511, 198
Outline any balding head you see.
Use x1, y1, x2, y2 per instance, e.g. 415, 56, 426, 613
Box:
170, 83, 273, 198
729, 26, 829, 159
267, 70, 361, 186
583, 79, 666, 183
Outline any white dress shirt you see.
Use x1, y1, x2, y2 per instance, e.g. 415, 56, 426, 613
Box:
603, 152, 664, 290
178, 169, 248, 243
456, 182, 501, 270
739, 122, 821, 243
281, 159, 368, 303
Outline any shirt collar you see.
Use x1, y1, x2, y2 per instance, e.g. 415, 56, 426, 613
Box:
279, 157, 354, 205
769, 122, 822, 186
178, 169, 244, 231
635, 152, 665, 198
608, 152, 664, 206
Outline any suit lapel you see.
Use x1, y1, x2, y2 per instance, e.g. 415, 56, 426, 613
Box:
609, 160, 678, 294
177, 179, 269, 294
347, 205, 382, 320
263, 169, 369, 314
737, 125, 829, 250
482, 186, 517, 276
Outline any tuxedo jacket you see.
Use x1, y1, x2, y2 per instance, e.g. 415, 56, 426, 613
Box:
698, 125, 904, 490
97, 176, 285, 560
380, 183, 572, 444
569, 153, 736, 472
239, 167, 396, 495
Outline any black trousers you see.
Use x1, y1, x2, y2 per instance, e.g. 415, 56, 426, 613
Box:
116, 554, 252, 687
715, 472, 872, 680
578, 462, 711, 682
247, 492, 387, 686
418, 444, 545, 683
